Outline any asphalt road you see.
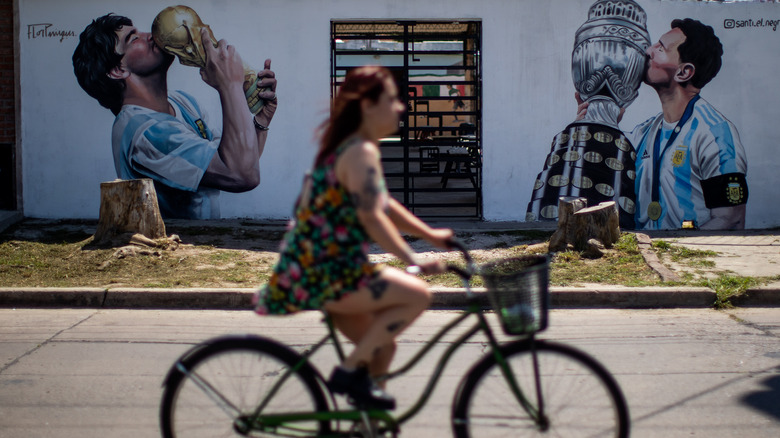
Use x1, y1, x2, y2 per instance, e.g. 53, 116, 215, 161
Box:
1, 308, 779, 437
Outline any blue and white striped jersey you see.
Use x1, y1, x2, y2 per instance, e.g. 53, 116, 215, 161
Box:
628, 96, 747, 230
112, 90, 221, 219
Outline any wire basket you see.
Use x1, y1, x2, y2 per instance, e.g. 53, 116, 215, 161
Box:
479, 255, 550, 335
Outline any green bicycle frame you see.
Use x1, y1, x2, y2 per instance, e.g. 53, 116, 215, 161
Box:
241, 296, 543, 435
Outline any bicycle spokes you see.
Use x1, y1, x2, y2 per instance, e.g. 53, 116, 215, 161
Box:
175, 361, 242, 419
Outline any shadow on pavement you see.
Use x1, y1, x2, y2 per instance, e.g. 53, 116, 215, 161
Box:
741, 367, 780, 421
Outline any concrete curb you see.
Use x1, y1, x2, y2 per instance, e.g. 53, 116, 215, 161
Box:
1, 285, 777, 309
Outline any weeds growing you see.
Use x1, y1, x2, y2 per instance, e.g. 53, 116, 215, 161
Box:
0, 221, 772, 308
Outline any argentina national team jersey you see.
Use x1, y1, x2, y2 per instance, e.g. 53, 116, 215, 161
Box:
629, 96, 747, 230
111, 90, 222, 219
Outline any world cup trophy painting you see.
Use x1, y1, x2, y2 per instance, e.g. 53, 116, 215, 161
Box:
525, 0, 651, 229
152, 5, 268, 114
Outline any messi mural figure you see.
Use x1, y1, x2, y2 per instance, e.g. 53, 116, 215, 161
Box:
528, 0, 748, 231
620, 17, 747, 230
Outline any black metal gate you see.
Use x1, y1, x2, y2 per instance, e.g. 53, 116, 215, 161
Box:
331, 21, 482, 218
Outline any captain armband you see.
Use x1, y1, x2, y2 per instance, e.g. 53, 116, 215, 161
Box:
701, 173, 748, 209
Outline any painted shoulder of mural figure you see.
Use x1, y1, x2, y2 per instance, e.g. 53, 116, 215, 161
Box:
625, 18, 748, 231
72, 11, 278, 220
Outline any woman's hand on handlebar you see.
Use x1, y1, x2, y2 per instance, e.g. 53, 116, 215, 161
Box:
426, 228, 455, 250
407, 258, 447, 275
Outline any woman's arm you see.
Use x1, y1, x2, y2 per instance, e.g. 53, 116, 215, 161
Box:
386, 198, 453, 249
337, 141, 419, 265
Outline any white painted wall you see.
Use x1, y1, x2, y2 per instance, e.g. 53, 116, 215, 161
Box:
17, 0, 780, 228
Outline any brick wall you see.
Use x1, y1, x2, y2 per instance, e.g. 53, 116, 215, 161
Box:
0, 0, 15, 144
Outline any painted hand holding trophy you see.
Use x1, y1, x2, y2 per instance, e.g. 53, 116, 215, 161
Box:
152, 5, 268, 114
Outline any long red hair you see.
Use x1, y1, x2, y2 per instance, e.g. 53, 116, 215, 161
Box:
315, 66, 394, 166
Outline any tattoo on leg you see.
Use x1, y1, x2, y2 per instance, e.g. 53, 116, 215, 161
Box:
386, 320, 405, 333
369, 278, 389, 300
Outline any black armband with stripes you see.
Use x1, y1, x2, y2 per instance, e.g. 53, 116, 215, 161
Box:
701, 173, 748, 209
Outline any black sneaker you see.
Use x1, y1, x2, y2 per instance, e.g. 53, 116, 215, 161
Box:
328, 366, 396, 410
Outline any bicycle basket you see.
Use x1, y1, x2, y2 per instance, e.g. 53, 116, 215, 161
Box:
479, 255, 549, 335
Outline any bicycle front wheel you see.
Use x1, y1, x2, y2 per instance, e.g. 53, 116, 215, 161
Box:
160, 335, 330, 437
452, 339, 629, 438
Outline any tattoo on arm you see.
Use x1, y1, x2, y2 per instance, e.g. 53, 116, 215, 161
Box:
351, 167, 382, 211
369, 278, 389, 300
386, 320, 405, 333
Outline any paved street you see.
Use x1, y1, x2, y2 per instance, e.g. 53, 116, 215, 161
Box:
1, 308, 779, 437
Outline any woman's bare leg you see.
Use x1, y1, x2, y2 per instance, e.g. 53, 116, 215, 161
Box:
324, 267, 431, 371
332, 313, 397, 386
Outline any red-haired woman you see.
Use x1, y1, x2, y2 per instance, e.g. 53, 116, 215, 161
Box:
255, 66, 453, 409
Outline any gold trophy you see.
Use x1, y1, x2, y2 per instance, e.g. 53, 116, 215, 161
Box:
152, 5, 267, 114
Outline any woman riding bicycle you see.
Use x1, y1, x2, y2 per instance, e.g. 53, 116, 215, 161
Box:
254, 65, 453, 410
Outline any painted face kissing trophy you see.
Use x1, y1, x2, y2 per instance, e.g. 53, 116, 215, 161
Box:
525, 0, 650, 229
152, 5, 268, 115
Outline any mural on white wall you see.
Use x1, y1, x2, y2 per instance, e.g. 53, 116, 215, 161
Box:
71, 5, 279, 219
526, 0, 749, 231
18, 0, 780, 227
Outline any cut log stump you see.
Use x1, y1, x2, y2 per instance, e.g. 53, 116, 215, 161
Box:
92, 179, 167, 247
549, 197, 588, 251
548, 197, 620, 257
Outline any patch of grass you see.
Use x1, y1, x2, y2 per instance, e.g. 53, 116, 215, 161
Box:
0, 237, 270, 288
613, 233, 640, 253
652, 239, 718, 262
550, 249, 659, 287
651, 239, 720, 272
0, 221, 772, 311
209, 251, 240, 263
406, 233, 659, 289
544, 234, 659, 287
698, 274, 762, 309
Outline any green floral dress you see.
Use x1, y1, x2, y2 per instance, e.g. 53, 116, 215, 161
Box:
254, 142, 382, 315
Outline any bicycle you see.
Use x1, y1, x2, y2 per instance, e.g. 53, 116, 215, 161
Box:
159, 241, 630, 437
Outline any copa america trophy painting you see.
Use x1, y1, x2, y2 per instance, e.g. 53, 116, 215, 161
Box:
152, 5, 268, 115
525, 0, 651, 229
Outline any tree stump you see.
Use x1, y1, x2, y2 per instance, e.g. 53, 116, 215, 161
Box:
548, 197, 620, 257
549, 197, 588, 252
93, 179, 167, 247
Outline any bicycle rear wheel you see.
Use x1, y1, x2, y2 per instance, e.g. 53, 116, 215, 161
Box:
160, 335, 330, 437
452, 339, 629, 438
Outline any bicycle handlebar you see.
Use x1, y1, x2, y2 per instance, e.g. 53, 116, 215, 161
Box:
405, 238, 474, 280
445, 238, 475, 280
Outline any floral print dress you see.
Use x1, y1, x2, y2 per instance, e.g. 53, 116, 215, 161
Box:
254, 142, 381, 315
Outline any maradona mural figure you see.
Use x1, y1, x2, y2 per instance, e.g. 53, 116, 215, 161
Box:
72, 6, 278, 219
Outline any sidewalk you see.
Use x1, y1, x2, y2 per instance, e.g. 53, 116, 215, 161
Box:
1, 212, 778, 309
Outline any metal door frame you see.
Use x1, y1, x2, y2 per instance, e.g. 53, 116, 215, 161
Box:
331, 20, 482, 218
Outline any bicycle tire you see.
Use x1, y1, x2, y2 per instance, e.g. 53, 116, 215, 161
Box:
160, 335, 331, 437
451, 339, 629, 438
